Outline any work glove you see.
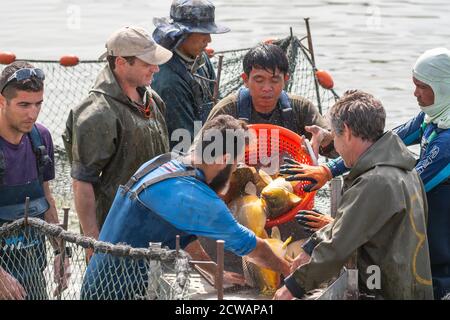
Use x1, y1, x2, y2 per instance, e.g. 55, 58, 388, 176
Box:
280, 158, 332, 192
295, 209, 334, 236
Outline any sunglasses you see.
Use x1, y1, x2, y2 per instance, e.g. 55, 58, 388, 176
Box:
0, 68, 45, 94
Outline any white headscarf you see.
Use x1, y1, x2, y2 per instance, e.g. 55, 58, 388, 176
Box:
413, 47, 450, 129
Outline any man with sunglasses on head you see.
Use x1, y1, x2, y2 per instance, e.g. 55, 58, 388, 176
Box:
63, 26, 172, 253
0, 61, 61, 299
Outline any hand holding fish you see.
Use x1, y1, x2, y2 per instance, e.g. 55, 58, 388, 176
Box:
305, 125, 333, 157
280, 159, 332, 192
290, 250, 310, 273
273, 285, 294, 300
223, 271, 246, 286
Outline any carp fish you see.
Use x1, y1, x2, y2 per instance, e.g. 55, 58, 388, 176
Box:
260, 173, 302, 218
229, 195, 267, 238
242, 227, 292, 295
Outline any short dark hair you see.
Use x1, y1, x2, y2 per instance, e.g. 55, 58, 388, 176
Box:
196, 115, 248, 163
329, 90, 386, 142
243, 44, 289, 76
0, 61, 44, 100
107, 56, 136, 71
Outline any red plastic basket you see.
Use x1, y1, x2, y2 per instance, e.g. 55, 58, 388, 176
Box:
245, 124, 316, 228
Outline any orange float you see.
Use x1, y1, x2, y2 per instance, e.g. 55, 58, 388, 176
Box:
262, 38, 279, 45
0, 51, 16, 65
59, 55, 79, 67
315, 69, 334, 90
204, 47, 215, 58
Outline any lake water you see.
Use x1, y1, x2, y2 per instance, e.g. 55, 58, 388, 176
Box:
1, 0, 449, 223
2, 0, 450, 129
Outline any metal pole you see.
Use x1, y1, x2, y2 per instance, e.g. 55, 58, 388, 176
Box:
176, 235, 180, 255
304, 18, 323, 114
215, 240, 224, 300
304, 18, 316, 66
62, 207, 70, 230
57, 208, 70, 300
24, 197, 30, 226
213, 54, 224, 105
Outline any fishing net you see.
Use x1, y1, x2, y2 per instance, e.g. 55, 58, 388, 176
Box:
1, 34, 337, 208
0, 218, 191, 300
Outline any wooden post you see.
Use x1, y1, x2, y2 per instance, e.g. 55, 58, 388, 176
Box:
215, 240, 224, 300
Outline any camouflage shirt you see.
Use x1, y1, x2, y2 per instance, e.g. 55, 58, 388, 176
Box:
62, 65, 169, 227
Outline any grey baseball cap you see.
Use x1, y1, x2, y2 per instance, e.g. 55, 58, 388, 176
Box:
99, 26, 173, 65
166, 0, 230, 34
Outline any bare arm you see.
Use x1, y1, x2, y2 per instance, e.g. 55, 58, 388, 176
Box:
43, 181, 59, 224
0, 267, 26, 300
72, 179, 99, 239
245, 237, 291, 277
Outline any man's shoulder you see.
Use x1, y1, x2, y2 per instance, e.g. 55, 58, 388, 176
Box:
153, 60, 186, 86
71, 94, 117, 125
287, 93, 314, 109
210, 93, 238, 114
358, 165, 414, 188
33, 123, 51, 138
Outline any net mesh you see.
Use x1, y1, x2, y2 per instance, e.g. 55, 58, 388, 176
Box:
0, 218, 191, 300
0, 35, 336, 209
0, 34, 335, 299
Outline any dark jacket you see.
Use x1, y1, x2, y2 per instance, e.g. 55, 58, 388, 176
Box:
63, 65, 169, 227
152, 51, 216, 149
286, 131, 434, 299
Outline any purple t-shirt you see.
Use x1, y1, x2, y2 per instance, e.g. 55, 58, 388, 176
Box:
0, 123, 55, 186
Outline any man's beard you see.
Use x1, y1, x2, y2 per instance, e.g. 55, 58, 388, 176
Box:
208, 164, 233, 194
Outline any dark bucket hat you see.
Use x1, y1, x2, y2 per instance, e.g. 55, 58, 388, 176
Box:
165, 0, 230, 34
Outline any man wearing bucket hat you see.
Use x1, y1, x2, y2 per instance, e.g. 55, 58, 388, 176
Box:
283, 48, 450, 299
63, 26, 172, 249
151, 0, 230, 150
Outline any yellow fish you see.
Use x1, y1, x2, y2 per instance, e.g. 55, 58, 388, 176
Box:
260, 177, 302, 218
243, 227, 292, 295
229, 195, 267, 238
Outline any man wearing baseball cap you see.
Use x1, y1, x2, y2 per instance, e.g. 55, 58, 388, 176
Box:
63, 26, 172, 255
151, 0, 230, 150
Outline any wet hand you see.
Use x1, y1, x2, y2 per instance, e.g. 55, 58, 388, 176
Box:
273, 285, 294, 300
291, 251, 310, 273
223, 271, 246, 286
0, 268, 26, 300
305, 125, 333, 154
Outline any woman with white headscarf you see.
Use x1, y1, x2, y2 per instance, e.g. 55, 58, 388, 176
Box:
397, 48, 450, 300
283, 48, 450, 299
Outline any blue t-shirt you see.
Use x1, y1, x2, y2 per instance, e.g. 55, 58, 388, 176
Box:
82, 157, 256, 300
99, 158, 257, 256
